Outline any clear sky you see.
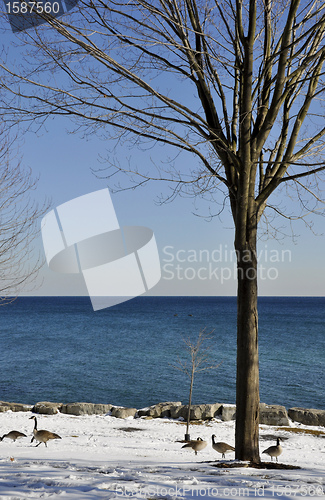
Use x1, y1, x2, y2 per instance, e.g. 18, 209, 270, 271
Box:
19, 116, 324, 298
2, 24, 324, 299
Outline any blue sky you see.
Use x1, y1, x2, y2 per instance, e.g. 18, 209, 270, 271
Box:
19, 116, 324, 298
2, 20, 324, 298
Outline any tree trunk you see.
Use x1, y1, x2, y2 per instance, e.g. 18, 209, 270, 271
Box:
235, 216, 260, 462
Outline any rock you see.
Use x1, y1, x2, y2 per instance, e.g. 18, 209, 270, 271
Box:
170, 403, 221, 420
259, 404, 290, 426
0, 401, 32, 412
219, 404, 236, 421
138, 402, 182, 418
288, 407, 325, 427
169, 405, 185, 419
219, 404, 290, 426
138, 402, 222, 421
32, 401, 63, 415
61, 402, 112, 416
0, 398, 323, 430
0, 403, 11, 412
153, 401, 182, 418
111, 407, 138, 419
137, 407, 150, 417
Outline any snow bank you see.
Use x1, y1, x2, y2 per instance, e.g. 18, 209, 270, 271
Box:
0, 411, 324, 499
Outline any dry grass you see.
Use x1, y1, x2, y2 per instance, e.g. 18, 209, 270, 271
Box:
176, 420, 210, 426
275, 426, 325, 436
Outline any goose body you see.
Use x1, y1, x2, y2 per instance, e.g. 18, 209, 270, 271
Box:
262, 438, 282, 462
0, 431, 27, 442
211, 434, 235, 458
30, 416, 61, 447
182, 437, 207, 455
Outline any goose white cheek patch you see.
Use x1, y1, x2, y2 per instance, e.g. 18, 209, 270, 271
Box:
41, 189, 161, 311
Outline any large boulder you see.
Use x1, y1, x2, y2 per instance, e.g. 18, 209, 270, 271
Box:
0, 401, 32, 412
61, 402, 112, 416
260, 404, 290, 426
138, 401, 182, 418
288, 407, 325, 427
170, 403, 221, 420
0, 402, 11, 412
111, 407, 137, 419
219, 403, 290, 426
219, 404, 236, 421
32, 401, 63, 415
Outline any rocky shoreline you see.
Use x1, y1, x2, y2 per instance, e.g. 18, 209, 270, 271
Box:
1, 400, 324, 427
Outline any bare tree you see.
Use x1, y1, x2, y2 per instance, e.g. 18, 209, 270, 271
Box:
0, 0, 324, 460
0, 133, 47, 303
172, 329, 220, 441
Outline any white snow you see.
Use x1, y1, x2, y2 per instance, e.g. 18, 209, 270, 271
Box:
0, 410, 324, 499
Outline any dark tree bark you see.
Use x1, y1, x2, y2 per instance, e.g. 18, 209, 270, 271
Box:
235, 215, 259, 461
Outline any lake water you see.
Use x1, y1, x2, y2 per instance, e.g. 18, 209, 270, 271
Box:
0, 296, 324, 410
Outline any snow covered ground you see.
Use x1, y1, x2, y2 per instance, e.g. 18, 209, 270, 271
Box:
0, 410, 324, 499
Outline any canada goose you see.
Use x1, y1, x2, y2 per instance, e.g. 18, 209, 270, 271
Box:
29, 416, 61, 447
211, 434, 235, 458
0, 431, 27, 442
262, 438, 283, 462
182, 437, 207, 455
